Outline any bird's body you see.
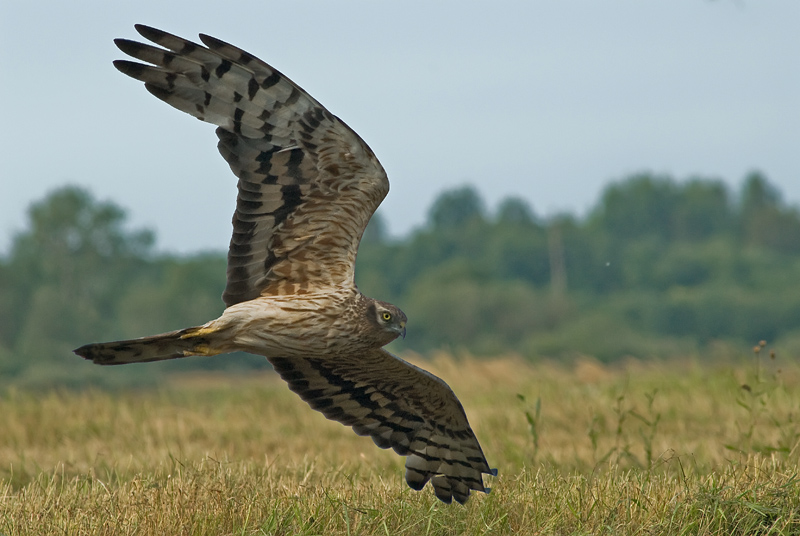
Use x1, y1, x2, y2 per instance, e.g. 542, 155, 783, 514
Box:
75, 25, 495, 504
79, 290, 399, 363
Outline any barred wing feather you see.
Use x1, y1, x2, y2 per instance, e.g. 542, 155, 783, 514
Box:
114, 25, 388, 304
269, 351, 496, 504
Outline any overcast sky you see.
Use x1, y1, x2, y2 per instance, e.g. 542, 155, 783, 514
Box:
1, 1, 798, 255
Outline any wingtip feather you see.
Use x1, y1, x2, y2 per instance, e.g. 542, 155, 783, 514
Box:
115, 38, 147, 57
134, 24, 164, 42
113, 59, 146, 79
198, 33, 223, 49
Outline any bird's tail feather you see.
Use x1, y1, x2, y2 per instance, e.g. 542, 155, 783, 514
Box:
74, 325, 221, 365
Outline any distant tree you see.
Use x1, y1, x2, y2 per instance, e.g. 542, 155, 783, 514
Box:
743, 206, 800, 254
11, 186, 154, 265
552, 214, 620, 292
428, 186, 485, 230
399, 261, 546, 354
6, 186, 155, 364
485, 224, 549, 285
740, 171, 781, 214
115, 254, 227, 339
592, 174, 677, 241
672, 179, 732, 241
7, 172, 800, 384
496, 197, 536, 226
0, 262, 19, 354
738, 172, 800, 253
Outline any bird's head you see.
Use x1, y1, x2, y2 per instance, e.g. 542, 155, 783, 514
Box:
367, 300, 407, 345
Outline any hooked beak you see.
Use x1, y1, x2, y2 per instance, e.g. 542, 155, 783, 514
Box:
400, 322, 406, 339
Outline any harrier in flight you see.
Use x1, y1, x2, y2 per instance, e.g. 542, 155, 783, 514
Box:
75, 25, 495, 504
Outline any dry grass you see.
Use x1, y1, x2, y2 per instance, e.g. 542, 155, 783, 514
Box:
2, 350, 800, 535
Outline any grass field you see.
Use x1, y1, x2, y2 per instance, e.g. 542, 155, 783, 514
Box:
2, 348, 800, 535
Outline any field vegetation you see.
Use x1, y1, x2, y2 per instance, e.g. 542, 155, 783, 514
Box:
2, 350, 800, 535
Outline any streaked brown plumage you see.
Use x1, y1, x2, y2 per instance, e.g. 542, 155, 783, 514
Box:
74, 25, 495, 504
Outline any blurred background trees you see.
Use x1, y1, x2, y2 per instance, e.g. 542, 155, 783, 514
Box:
2, 172, 800, 387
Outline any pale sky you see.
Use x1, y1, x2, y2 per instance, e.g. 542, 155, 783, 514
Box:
1, 1, 798, 255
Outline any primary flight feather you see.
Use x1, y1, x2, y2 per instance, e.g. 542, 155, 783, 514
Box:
74, 25, 495, 504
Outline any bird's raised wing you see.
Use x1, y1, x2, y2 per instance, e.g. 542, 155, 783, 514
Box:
269, 351, 496, 504
114, 25, 388, 305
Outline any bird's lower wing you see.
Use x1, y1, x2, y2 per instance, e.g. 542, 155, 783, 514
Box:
268, 350, 495, 504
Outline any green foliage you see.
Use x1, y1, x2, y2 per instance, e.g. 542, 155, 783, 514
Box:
0, 187, 259, 387
402, 266, 550, 354
589, 174, 734, 243
3, 171, 800, 386
360, 171, 800, 359
496, 196, 537, 226
738, 171, 800, 253
427, 185, 485, 230
0, 187, 156, 384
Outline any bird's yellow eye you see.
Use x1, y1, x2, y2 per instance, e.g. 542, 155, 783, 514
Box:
382, 312, 392, 322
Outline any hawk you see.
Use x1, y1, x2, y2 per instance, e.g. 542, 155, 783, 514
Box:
74, 25, 495, 504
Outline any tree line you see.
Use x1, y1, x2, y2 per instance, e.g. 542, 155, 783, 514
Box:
2, 171, 799, 387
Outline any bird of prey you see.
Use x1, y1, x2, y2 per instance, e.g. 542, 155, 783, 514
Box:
74, 25, 495, 504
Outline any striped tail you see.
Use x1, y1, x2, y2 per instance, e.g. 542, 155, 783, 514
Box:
74, 326, 220, 365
